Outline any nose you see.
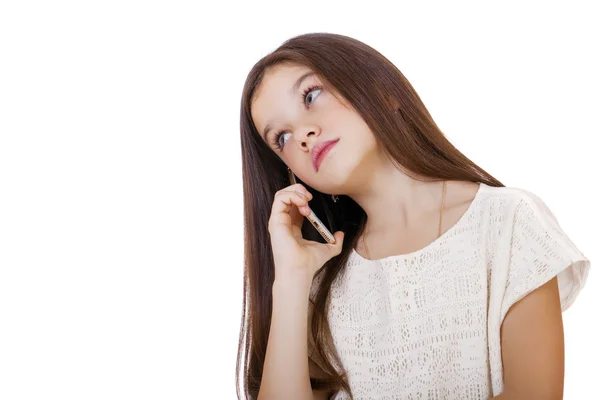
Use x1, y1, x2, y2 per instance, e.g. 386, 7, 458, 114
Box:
296, 125, 321, 149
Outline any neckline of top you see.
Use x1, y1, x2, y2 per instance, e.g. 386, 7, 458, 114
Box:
350, 181, 487, 263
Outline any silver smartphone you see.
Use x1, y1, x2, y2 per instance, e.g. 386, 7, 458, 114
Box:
287, 168, 336, 244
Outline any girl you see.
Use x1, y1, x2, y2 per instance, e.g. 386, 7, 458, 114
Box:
236, 32, 590, 400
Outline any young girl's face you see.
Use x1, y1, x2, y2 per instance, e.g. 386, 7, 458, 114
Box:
250, 63, 378, 194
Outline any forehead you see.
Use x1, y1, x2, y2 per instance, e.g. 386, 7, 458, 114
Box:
251, 64, 314, 134
254, 63, 312, 104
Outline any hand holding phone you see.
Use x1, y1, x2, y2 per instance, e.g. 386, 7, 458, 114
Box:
266, 169, 344, 281
287, 168, 336, 244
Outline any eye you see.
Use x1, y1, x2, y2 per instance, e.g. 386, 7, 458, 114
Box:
302, 85, 323, 107
269, 85, 324, 152
273, 130, 291, 150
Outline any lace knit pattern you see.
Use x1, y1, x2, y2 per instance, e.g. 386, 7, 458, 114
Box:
308, 182, 590, 399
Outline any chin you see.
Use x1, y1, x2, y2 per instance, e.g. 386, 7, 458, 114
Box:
310, 152, 361, 195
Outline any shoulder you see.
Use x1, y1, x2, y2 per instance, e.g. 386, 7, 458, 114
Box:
475, 182, 555, 220
486, 183, 591, 313
478, 181, 541, 203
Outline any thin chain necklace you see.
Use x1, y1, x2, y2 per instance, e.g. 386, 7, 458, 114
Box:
364, 180, 447, 260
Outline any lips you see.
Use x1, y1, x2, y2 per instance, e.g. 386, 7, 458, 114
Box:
312, 138, 340, 172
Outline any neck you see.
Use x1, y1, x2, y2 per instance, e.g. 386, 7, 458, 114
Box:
345, 159, 445, 235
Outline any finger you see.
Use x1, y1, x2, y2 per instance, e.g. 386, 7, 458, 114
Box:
325, 231, 345, 255
269, 191, 313, 230
274, 189, 311, 212
280, 191, 312, 229
280, 189, 313, 205
271, 188, 313, 233
285, 184, 313, 199
280, 189, 309, 201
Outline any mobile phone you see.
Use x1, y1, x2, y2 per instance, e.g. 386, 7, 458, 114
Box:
287, 168, 336, 244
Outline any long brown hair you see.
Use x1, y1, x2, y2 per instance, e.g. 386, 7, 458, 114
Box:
236, 32, 504, 399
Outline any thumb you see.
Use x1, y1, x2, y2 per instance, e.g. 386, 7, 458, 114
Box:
327, 231, 345, 256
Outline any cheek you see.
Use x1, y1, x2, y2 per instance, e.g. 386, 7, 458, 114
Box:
333, 105, 370, 134
344, 116, 375, 145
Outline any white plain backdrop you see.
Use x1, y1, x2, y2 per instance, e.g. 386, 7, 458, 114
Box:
0, 1, 597, 399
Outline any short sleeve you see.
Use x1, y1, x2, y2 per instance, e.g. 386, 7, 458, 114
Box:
499, 191, 591, 323
487, 189, 591, 396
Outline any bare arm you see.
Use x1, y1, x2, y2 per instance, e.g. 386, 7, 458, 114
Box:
257, 272, 315, 400
259, 183, 345, 399
490, 276, 565, 400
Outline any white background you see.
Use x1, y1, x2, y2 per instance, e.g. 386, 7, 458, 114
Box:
0, 1, 597, 399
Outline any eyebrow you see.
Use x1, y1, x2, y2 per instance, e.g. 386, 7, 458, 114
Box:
261, 71, 316, 141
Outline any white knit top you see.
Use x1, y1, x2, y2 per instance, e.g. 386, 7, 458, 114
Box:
308, 182, 591, 399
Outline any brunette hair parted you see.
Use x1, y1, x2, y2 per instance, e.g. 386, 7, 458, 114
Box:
236, 32, 504, 399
